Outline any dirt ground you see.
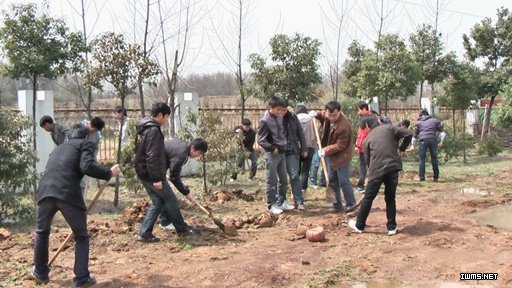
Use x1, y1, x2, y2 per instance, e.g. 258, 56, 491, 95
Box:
1, 155, 512, 288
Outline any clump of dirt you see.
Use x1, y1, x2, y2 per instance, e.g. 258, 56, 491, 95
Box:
122, 199, 150, 225
210, 188, 255, 203
0, 227, 11, 240
460, 193, 512, 208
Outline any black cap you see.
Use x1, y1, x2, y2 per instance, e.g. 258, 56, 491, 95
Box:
242, 118, 251, 125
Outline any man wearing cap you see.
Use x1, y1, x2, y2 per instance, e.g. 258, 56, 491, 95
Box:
231, 118, 257, 181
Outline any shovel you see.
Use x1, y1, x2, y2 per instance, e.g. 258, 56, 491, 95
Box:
48, 165, 117, 267
312, 119, 336, 203
190, 199, 225, 232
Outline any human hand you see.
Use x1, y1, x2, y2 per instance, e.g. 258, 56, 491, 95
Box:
110, 164, 121, 177
438, 141, 444, 148
398, 150, 405, 158
318, 149, 325, 158
302, 151, 308, 158
185, 193, 195, 203
153, 181, 163, 189
308, 110, 317, 118
408, 145, 415, 151
235, 128, 242, 133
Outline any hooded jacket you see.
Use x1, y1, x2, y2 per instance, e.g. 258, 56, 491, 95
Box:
135, 118, 167, 182
37, 127, 112, 210
413, 115, 444, 141
355, 110, 374, 153
296, 113, 316, 149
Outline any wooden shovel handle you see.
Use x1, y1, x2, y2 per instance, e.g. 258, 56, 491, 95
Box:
312, 119, 330, 186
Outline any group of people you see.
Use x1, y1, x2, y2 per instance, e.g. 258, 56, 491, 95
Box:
32, 99, 445, 287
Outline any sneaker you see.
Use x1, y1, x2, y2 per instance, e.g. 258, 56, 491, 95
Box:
348, 219, 363, 233
278, 201, 294, 211
31, 267, 49, 285
136, 235, 160, 243
75, 275, 97, 287
269, 205, 283, 215
297, 204, 306, 210
355, 186, 365, 193
177, 227, 198, 235
388, 228, 398, 236
159, 223, 176, 231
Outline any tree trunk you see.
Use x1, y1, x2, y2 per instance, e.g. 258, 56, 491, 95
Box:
452, 109, 456, 138
202, 160, 208, 195
31, 75, 38, 202
482, 96, 495, 138
138, 84, 145, 118
419, 81, 424, 109
167, 50, 179, 138
430, 83, 435, 115
114, 96, 126, 207
462, 110, 467, 163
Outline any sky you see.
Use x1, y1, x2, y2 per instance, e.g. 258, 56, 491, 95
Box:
0, 0, 510, 76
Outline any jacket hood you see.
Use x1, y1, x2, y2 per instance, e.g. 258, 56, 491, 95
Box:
297, 113, 312, 124
136, 118, 160, 134
418, 115, 432, 121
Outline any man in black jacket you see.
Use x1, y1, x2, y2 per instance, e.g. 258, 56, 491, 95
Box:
159, 138, 208, 230
231, 118, 257, 181
32, 125, 120, 287
136, 103, 195, 241
348, 116, 412, 236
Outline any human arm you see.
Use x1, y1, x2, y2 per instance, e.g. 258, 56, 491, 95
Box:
80, 141, 113, 180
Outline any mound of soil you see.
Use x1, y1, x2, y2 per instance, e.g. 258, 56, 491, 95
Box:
0, 228, 11, 240
210, 189, 255, 203
122, 199, 150, 225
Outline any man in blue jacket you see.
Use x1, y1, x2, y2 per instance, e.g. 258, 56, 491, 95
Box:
32, 125, 120, 287
409, 110, 446, 182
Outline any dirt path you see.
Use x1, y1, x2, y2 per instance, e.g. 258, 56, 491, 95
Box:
1, 167, 512, 288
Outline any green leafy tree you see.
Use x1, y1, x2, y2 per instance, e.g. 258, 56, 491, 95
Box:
492, 77, 512, 128
86, 32, 160, 206
463, 7, 512, 137
409, 24, 445, 108
0, 107, 37, 224
356, 34, 421, 115
341, 40, 371, 99
0, 3, 81, 183
248, 33, 323, 105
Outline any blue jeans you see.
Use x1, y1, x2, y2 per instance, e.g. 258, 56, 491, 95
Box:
139, 179, 189, 237
264, 152, 288, 209
418, 138, 439, 180
33, 197, 90, 285
329, 162, 356, 209
355, 170, 398, 231
300, 147, 315, 190
232, 150, 258, 180
357, 152, 367, 188
310, 150, 327, 186
285, 154, 303, 205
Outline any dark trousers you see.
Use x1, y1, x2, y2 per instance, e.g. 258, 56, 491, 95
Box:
232, 150, 258, 180
357, 152, 367, 188
299, 147, 315, 190
418, 138, 439, 180
355, 170, 398, 231
33, 197, 90, 284
139, 179, 189, 236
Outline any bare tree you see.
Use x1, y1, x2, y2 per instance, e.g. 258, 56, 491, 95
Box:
208, 0, 253, 122
320, 0, 351, 100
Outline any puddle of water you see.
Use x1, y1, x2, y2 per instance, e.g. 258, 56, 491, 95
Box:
473, 205, 512, 232
460, 187, 492, 196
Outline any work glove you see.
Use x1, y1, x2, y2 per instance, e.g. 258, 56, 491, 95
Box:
317, 149, 325, 158
308, 110, 317, 118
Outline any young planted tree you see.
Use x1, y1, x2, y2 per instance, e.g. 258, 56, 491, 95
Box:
491, 78, 512, 129
86, 32, 160, 206
463, 7, 512, 138
356, 34, 421, 114
341, 40, 371, 99
0, 3, 82, 196
248, 33, 323, 105
409, 24, 445, 108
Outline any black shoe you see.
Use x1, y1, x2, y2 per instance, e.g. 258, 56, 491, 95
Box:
75, 276, 97, 287
136, 235, 160, 243
31, 267, 49, 284
177, 227, 198, 235
433, 178, 439, 182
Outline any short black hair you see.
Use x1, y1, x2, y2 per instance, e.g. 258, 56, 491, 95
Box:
191, 138, 208, 152
400, 119, 411, 129
114, 106, 127, 116
325, 101, 341, 112
360, 115, 380, 130
420, 110, 429, 116
151, 102, 171, 117
294, 104, 307, 114
242, 118, 252, 126
40, 115, 54, 127
268, 96, 288, 108
357, 101, 369, 111
68, 123, 90, 139
90, 117, 105, 131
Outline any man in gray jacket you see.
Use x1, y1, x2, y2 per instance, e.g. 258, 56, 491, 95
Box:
409, 110, 446, 182
40, 115, 69, 146
295, 105, 316, 198
348, 116, 412, 236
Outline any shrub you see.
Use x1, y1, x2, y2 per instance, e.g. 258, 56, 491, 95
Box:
476, 137, 503, 157
0, 107, 37, 224
438, 135, 475, 163
120, 118, 144, 193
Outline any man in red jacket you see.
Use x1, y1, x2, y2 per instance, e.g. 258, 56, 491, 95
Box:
354, 101, 374, 193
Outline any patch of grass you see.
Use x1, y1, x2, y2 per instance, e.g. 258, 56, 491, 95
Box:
307, 259, 354, 288
172, 238, 194, 250
0, 261, 30, 286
